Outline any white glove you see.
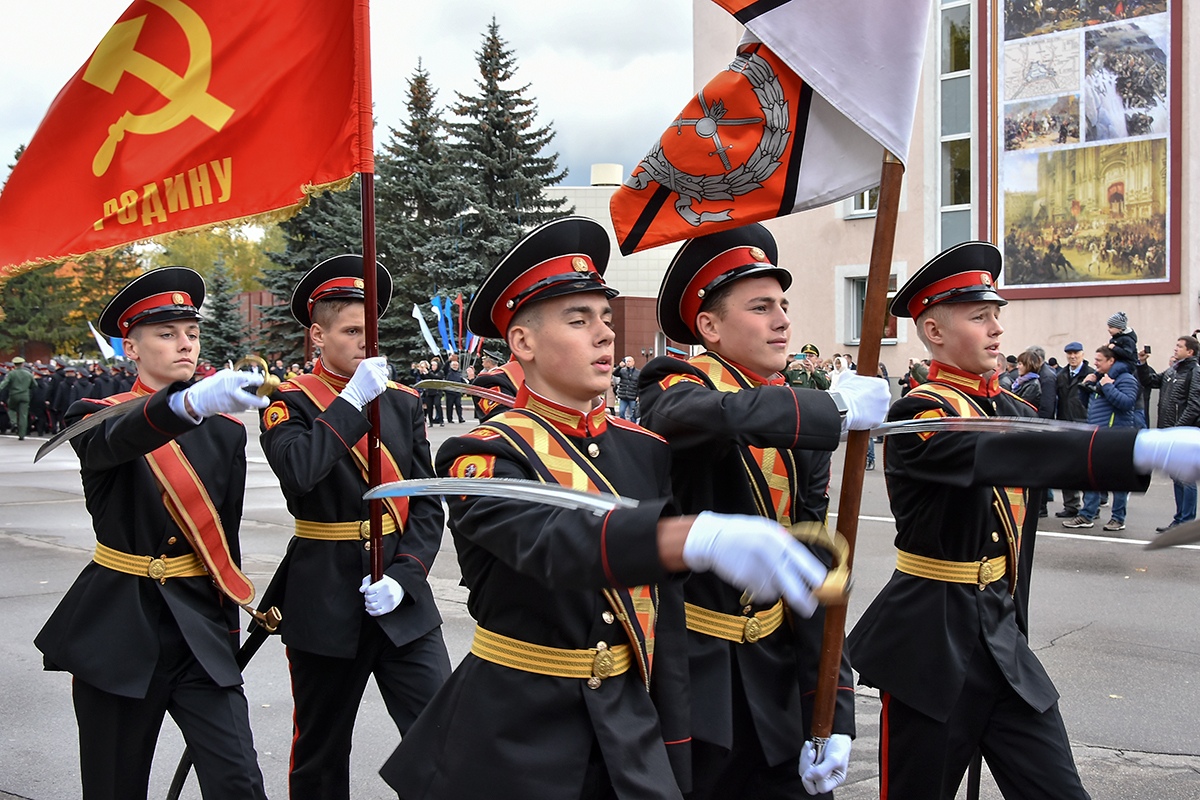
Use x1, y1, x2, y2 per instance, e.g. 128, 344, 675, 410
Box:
341, 356, 389, 411
360, 574, 405, 616
174, 369, 269, 421
682, 512, 827, 617
830, 372, 891, 432
798, 734, 851, 795
1133, 427, 1200, 483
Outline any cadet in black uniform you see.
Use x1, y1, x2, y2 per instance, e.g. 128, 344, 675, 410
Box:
259, 255, 450, 800
381, 216, 836, 800
35, 268, 270, 800
846, 242, 1200, 799
638, 223, 891, 799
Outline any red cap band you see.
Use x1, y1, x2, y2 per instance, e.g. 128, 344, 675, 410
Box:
308, 277, 366, 309
118, 291, 195, 332
492, 253, 600, 334
907, 270, 997, 318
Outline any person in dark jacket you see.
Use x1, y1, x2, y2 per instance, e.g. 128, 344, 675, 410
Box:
442, 357, 467, 423
259, 255, 451, 800
381, 216, 833, 800
1054, 342, 1095, 518
35, 268, 270, 800
847, 242, 1200, 800
1010, 350, 1043, 407
613, 355, 641, 421
1062, 346, 1145, 531
1139, 335, 1200, 532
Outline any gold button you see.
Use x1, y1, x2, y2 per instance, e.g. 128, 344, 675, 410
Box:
991, 532, 999, 542
168, 537, 177, 545
364, 541, 371, 551
587, 443, 600, 458
587, 677, 602, 690
147, 558, 167, 581
602, 611, 615, 624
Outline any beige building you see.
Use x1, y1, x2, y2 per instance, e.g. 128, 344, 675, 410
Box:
558, 2, 1198, 379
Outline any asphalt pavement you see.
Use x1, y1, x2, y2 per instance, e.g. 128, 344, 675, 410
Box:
1, 415, 1198, 799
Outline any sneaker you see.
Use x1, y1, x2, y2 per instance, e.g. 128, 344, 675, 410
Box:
1054, 509, 1077, 518
1062, 516, 1094, 529
1102, 519, 1125, 532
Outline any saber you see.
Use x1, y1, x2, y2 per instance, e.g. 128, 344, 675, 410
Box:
1143, 519, 1200, 550
870, 416, 1097, 437
365, 477, 639, 516
415, 379, 513, 409
34, 356, 280, 463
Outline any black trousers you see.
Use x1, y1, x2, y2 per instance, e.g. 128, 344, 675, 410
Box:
287, 622, 451, 800
72, 619, 265, 800
444, 392, 463, 422
687, 659, 820, 800
878, 641, 1089, 800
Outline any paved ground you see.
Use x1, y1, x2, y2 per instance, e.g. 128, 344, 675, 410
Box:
1, 415, 1199, 798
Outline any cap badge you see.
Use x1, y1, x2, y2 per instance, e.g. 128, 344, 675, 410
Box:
571, 257, 589, 273
749, 247, 767, 263
981, 273, 992, 286
171, 292, 185, 304
354, 278, 365, 289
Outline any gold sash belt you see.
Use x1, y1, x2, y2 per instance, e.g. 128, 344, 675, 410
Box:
294, 517, 397, 541
93, 541, 207, 584
685, 599, 786, 644
896, 550, 1007, 590
471, 626, 631, 689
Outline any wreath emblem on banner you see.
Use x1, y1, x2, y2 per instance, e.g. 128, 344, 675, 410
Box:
626, 50, 791, 227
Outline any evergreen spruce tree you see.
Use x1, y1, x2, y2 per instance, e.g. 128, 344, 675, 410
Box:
443, 19, 572, 333
201, 260, 247, 367
376, 61, 468, 362
0, 264, 81, 356
257, 181, 363, 362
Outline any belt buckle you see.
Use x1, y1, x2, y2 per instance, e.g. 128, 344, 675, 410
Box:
359, 521, 371, 539
977, 559, 994, 590
589, 642, 615, 689
147, 557, 167, 583
743, 616, 763, 644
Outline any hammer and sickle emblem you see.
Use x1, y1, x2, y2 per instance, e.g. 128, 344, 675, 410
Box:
83, 0, 234, 177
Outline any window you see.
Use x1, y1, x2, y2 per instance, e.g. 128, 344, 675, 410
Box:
939, 0, 973, 249
849, 186, 880, 216
847, 275, 899, 344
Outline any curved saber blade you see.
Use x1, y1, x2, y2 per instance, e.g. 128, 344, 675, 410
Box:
364, 478, 639, 516
1143, 519, 1200, 550
34, 396, 151, 463
415, 379, 514, 408
871, 417, 1097, 437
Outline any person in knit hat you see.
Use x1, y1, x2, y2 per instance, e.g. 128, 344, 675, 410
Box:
1107, 311, 1140, 372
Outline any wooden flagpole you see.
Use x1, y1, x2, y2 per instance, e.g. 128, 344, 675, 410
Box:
809, 150, 905, 742
355, 0, 384, 581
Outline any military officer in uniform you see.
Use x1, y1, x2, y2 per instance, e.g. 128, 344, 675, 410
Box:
259, 255, 451, 800
380, 216, 836, 800
637, 223, 891, 798
35, 268, 270, 800
846, 242, 1200, 798
0, 355, 35, 439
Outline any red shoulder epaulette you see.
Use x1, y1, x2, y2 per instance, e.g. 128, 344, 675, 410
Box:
607, 415, 667, 443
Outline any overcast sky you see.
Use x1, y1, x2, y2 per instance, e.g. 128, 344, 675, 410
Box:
1, 1, 694, 188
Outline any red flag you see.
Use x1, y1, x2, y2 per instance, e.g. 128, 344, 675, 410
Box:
610, 0, 931, 255
454, 292, 465, 352
0, 0, 371, 279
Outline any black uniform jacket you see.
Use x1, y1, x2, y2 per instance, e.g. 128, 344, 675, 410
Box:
36, 381, 248, 698
638, 353, 855, 766
259, 360, 444, 658
847, 363, 1151, 722
383, 386, 691, 800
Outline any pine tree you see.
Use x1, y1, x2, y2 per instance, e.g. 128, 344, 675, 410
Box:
376, 61, 468, 362
0, 263, 81, 356
444, 18, 571, 301
257, 181, 364, 362
201, 260, 246, 367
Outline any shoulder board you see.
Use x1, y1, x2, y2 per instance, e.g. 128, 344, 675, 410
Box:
607, 415, 667, 443
657, 372, 705, 392
462, 425, 504, 442
277, 381, 303, 393
389, 380, 419, 397
218, 413, 246, 426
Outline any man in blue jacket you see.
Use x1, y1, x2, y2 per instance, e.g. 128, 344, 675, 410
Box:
1063, 344, 1145, 531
